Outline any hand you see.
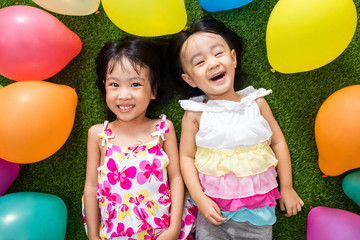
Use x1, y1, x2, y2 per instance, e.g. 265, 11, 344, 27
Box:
157, 227, 180, 240
197, 195, 227, 225
279, 187, 304, 217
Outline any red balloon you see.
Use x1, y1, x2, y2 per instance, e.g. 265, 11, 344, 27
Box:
0, 5, 82, 81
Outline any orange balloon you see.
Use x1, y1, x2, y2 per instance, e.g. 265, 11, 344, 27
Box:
0, 81, 78, 164
315, 85, 360, 176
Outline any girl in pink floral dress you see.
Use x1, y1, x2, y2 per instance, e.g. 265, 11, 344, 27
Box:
83, 39, 196, 240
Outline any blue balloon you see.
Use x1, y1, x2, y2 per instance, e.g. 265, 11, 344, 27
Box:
198, 0, 254, 12
0, 192, 67, 240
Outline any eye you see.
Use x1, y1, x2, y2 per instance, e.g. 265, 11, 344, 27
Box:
215, 52, 223, 56
195, 60, 205, 66
131, 82, 141, 87
109, 82, 119, 87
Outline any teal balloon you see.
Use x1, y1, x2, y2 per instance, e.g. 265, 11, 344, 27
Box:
342, 170, 360, 207
0, 192, 67, 240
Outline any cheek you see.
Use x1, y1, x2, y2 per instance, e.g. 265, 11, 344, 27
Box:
105, 91, 117, 103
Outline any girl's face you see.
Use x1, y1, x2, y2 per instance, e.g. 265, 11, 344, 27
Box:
180, 32, 237, 101
104, 57, 155, 122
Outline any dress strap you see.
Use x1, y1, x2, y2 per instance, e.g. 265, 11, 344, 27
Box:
245, 88, 272, 106
151, 114, 169, 141
97, 121, 114, 146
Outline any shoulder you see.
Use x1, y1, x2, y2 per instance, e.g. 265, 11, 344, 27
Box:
164, 119, 175, 132
255, 97, 268, 107
88, 123, 103, 137
182, 110, 201, 131
183, 110, 201, 121
256, 97, 272, 111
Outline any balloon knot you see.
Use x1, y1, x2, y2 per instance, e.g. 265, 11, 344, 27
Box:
182, 26, 188, 31
309, 206, 313, 210
95, 10, 100, 15
270, 68, 276, 73
322, 174, 328, 178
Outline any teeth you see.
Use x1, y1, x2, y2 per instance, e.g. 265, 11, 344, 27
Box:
118, 105, 133, 110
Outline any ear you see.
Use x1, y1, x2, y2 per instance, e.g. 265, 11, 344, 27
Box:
181, 73, 197, 88
150, 87, 157, 100
151, 93, 156, 100
231, 49, 237, 68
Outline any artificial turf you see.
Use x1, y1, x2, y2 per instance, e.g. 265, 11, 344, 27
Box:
1, 0, 360, 239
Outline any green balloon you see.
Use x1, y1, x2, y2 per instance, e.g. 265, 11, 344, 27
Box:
0, 192, 67, 240
342, 170, 360, 207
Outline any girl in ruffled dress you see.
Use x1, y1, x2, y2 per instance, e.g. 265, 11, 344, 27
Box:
83, 39, 196, 240
168, 17, 304, 239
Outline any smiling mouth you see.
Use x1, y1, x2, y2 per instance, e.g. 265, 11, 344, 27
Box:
118, 105, 134, 111
211, 72, 225, 81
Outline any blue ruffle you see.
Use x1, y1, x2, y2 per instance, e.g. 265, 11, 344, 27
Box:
221, 205, 276, 226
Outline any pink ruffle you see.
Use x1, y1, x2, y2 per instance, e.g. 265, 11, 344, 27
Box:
209, 187, 281, 211
199, 166, 278, 199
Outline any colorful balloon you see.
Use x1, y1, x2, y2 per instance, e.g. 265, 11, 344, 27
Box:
198, 0, 253, 12
315, 85, 360, 176
0, 192, 67, 240
0, 5, 82, 81
0, 81, 78, 164
0, 158, 19, 196
32, 0, 100, 16
266, 0, 357, 73
342, 171, 360, 207
307, 206, 360, 240
102, 0, 187, 37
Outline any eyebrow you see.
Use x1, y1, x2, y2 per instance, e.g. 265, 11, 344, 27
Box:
106, 75, 145, 82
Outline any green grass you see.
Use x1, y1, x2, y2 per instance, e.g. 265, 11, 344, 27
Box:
1, 1, 360, 239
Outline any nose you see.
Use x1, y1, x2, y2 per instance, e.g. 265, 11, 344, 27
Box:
117, 87, 132, 100
207, 57, 219, 70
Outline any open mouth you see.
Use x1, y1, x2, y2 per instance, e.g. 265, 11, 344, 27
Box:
211, 72, 225, 81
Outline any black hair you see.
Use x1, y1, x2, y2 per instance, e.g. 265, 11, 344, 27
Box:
95, 38, 172, 120
168, 16, 246, 98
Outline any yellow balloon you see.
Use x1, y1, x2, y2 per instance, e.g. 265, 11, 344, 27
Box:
102, 0, 187, 37
32, 0, 100, 16
0, 81, 78, 164
266, 0, 357, 73
315, 85, 360, 176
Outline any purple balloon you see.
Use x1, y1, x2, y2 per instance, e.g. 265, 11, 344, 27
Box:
307, 206, 360, 240
0, 158, 19, 196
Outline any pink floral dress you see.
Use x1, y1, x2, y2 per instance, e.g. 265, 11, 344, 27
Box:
82, 115, 197, 240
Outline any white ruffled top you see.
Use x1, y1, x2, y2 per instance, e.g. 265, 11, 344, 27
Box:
179, 86, 273, 150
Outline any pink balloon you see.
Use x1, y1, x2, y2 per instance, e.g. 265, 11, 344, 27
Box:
0, 158, 20, 196
0, 5, 82, 81
307, 206, 360, 240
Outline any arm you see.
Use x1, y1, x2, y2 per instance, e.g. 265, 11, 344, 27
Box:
179, 111, 226, 225
83, 125, 102, 240
257, 98, 304, 217
157, 120, 183, 240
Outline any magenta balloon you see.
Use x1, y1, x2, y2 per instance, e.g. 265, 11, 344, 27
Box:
307, 206, 360, 240
0, 5, 82, 81
0, 158, 19, 196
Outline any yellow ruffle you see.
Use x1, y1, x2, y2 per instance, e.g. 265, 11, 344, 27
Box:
195, 141, 278, 177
